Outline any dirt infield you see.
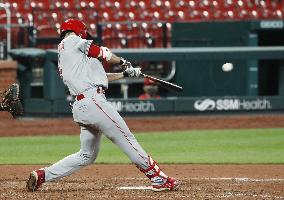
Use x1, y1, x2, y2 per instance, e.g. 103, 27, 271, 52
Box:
0, 114, 284, 199
0, 164, 283, 200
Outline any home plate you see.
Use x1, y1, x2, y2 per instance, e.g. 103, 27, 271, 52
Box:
118, 186, 152, 190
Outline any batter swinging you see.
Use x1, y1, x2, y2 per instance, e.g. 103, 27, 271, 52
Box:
26, 19, 180, 192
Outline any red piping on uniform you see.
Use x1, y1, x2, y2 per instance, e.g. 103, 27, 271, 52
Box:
91, 98, 149, 166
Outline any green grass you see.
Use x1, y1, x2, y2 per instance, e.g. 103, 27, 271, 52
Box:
0, 128, 283, 164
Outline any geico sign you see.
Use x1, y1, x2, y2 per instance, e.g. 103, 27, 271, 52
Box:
260, 21, 283, 29
194, 99, 271, 111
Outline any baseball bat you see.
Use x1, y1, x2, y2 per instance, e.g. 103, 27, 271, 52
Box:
141, 73, 183, 92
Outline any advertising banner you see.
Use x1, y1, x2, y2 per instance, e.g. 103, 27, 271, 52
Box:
108, 97, 284, 114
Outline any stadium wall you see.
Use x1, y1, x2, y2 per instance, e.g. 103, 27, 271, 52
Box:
8, 21, 284, 116
172, 20, 284, 97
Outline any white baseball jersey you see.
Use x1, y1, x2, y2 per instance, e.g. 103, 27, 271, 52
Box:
58, 35, 108, 96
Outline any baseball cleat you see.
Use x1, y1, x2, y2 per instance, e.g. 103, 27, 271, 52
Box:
152, 177, 180, 192
26, 169, 45, 192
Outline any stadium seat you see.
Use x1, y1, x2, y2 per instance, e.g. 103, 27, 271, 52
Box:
103, 36, 125, 48
37, 25, 58, 37
35, 25, 58, 48
29, 0, 52, 9
127, 36, 148, 48
2, 0, 284, 49
3, 0, 30, 12
32, 10, 52, 26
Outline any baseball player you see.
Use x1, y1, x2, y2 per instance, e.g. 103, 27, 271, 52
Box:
26, 18, 180, 192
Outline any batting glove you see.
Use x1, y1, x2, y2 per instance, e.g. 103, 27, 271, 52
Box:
123, 67, 141, 78
120, 57, 132, 71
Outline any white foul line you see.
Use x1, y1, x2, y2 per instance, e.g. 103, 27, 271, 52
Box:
117, 178, 284, 199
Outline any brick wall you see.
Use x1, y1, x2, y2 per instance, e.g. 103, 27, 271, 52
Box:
0, 60, 17, 90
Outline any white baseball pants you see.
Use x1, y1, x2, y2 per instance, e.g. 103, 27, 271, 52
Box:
45, 88, 150, 182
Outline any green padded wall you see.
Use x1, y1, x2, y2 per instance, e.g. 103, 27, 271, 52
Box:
172, 21, 251, 97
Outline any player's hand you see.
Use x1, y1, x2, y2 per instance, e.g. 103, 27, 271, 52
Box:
120, 57, 141, 78
123, 67, 141, 78
120, 57, 132, 71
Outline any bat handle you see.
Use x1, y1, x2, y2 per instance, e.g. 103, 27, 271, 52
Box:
140, 73, 146, 77
141, 73, 152, 79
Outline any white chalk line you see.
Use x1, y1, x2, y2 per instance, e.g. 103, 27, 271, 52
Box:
118, 186, 152, 190
116, 177, 284, 199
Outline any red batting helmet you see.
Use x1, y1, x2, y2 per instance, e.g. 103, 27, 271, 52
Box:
60, 18, 88, 39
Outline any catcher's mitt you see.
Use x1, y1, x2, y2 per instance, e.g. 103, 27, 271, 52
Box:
0, 83, 23, 118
